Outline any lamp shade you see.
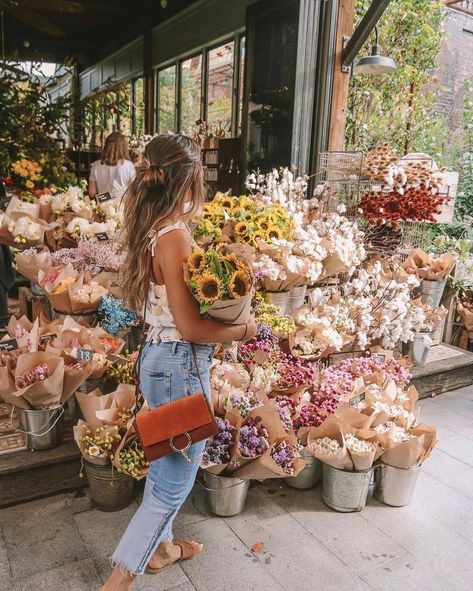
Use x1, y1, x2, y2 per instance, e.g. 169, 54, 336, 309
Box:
354, 44, 396, 75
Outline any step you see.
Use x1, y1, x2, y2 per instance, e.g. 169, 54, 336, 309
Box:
0, 438, 86, 508
411, 344, 473, 398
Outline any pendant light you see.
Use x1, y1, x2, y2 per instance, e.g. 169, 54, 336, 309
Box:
353, 26, 396, 75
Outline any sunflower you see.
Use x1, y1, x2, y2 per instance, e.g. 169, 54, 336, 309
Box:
195, 271, 223, 303
267, 225, 283, 240
229, 270, 251, 298
234, 220, 249, 233
221, 196, 235, 209
188, 250, 205, 273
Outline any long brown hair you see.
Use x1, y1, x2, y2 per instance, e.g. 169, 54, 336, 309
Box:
101, 131, 130, 165
121, 134, 205, 313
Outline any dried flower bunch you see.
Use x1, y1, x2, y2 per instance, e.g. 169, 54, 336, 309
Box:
238, 416, 270, 458
15, 362, 50, 389
270, 441, 300, 475
202, 417, 237, 466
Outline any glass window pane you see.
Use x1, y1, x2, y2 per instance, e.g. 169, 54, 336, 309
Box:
133, 78, 145, 136
118, 83, 132, 138
158, 66, 176, 133
238, 36, 245, 134
180, 54, 202, 134
207, 41, 234, 133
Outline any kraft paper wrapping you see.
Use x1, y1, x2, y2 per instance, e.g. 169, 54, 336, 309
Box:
0, 216, 47, 250
60, 353, 97, 404
73, 419, 112, 466
10, 351, 65, 409
112, 425, 148, 480
43, 264, 79, 313
234, 435, 306, 480
5, 196, 40, 220
69, 274, 109, 314
75, 387, 115, 429
347, 429, 384, 471
15, 249, 53, 284
206, 293, 252, 325
380, 423, 437, 469
307, 419, 353, 471
404, 248, 457, 280
0, 365, 18, 403
458, 304, 473, 331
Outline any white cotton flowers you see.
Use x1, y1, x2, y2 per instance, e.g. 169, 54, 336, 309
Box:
52, 185, 90, 214
8, 216, 43, 243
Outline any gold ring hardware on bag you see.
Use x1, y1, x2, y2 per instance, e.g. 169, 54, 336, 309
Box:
169, 432, 192, 454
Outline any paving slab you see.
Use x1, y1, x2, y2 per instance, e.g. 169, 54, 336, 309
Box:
0, 527, 12, 589
1, 495, 89, 580
360, 552, 464, 591
175, 517, 285, 591
12, 558, 101, 591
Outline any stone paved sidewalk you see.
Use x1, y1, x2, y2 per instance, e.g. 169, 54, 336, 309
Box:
1, 385, 473, 591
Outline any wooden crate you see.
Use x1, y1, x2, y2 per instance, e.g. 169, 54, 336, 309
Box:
18, 287, 51, 322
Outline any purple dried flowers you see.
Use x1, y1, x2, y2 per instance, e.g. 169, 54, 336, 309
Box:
202, 417, 236, 465
229, 391, 263, 418
270, 440, 299, 475
239, 416, 269, 458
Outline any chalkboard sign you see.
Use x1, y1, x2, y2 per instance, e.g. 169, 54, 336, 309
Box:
95, 232, 109, 241
76, 348, 94, 362
349, 392, 366, 408
95, 192, 112, 203
0, 338, 18, 351
40, 333, 57, 343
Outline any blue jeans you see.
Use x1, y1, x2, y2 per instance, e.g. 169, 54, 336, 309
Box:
111, 341, 213, 575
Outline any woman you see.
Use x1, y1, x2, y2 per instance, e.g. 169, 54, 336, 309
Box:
88, 131, 136, 198
100, 134, 256, 591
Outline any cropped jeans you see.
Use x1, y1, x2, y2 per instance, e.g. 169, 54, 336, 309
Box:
111, 340, 213, 575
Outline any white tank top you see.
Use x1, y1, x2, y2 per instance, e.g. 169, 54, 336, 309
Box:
145, 221, 189, 342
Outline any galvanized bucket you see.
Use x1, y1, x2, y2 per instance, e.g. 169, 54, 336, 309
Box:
375, 463, 420, 507
409, 331, 435, 367
287, 285, 307, 317
84, 461, 135, 512
421, 279, 446, 309
264, 291, 290, 316
17, 406, 64, 451
284, 450, 322, 490
201, 471, 249, 517
63, 395, 80, 424
30, 283, 46, 296
322, 463, 374, 512
76, 378, 102, 394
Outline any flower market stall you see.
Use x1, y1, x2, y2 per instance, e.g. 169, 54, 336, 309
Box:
1, 142, 467, 515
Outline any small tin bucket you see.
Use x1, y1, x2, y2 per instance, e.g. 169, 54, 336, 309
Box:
264, 291, 290, 316
287, 285, 307, 317
201, 471, 249, 517
84, 461, 135, 512
375, 463, 420, 506
16, 406, 64, 451
284, 449, 322, 490
409, 331, 435, 367
421, 279, 446, 309
76, 378, 102, 394
322, 463, 374, 512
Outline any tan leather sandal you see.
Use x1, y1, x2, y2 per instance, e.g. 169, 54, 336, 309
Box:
145, 540, 203, 574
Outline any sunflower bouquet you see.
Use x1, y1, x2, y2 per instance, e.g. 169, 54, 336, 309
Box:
185, 245, 253, 323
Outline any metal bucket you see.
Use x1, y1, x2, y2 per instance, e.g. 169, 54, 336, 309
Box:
17, 406, 64, 451
63, 395, 80, 424
84, 461, 135, 512
421, 279, 446, 308
30, 283, 45, 296
409, 331, 435, 367
76, 378, 102, 394
322, 463, 374, 512
284, 450, 322, 490
287, 285, 307, 317
202, 471, 249, 517
264, 291, 290, 316
375, 463, 420, 506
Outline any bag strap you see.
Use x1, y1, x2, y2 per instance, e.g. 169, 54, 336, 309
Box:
133, 250, 152, 416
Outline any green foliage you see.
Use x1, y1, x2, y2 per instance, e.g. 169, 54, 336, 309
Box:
454, 84, 473, 222
345, 0, 448, 161
0, 63, 75, 186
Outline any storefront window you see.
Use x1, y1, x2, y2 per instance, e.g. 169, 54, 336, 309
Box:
132, 77, 145, 136
207, 42, 234, 132
180, 54, 202, 134
118, 83, 132, 138
158, 66, 176, 133
238, 36, 246, 134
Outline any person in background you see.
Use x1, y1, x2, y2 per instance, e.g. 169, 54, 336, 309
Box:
0, 179, 15, 327
88, 131, 136, 198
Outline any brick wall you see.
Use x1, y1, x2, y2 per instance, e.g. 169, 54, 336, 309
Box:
434, 8, 473, 133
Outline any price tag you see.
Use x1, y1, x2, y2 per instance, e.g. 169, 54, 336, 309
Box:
76, 348, 94, 362
95, 232, 109, 241
0, 338, 18, 351
40, 333, 57, 343
95, 192, 112, 203
349, 393, 366, 408
372, 353, 386, 363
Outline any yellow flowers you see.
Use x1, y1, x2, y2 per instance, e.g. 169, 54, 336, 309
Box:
11, 159, 42, 184
185, 247, 253, 313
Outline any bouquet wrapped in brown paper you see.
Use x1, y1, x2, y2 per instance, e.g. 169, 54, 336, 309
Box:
375, 422, 437, 468
457, 303, 473, 332
75, 383, 135, 430
184, 244, 253, 324
14, 248, 53, 284
0, 212, 56, 250
73, 419, 122, 466
403, 248, 456, 280
112, 423, 149, 479
253, 241, 305, 291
